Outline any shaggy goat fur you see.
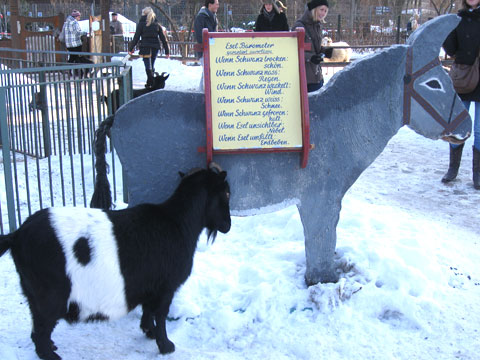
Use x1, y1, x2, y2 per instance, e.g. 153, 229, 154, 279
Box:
0, 166, 231, 360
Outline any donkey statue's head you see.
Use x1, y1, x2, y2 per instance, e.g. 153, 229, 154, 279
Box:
404, 14, 471, 143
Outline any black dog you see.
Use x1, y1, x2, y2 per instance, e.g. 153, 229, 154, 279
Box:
70, 55, 94, 78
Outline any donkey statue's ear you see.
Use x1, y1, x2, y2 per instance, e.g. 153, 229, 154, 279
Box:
407, 14, 460, 73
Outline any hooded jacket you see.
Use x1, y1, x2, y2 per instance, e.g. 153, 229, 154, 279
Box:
443, 7, 480, 101
64, 15, 85, 48
254, 6, 289, 32
292, 9, 324, 85
129, 15, 169, 56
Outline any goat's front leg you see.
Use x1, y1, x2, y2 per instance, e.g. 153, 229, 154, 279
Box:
140, 305, 155, 339
153, 290, 175, 354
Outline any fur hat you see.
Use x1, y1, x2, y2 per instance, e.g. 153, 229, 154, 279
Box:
71, 10, 81, 18
262, 0, 280, 13
276, 1, 287, 10
307, 0, 329, 10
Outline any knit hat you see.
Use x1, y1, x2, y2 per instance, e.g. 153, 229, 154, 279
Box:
263, 0, 274, 4
307, 0, 329, 10
71, 10, 81, 18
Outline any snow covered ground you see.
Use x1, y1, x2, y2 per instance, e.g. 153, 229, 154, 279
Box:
0, 58, 479, 360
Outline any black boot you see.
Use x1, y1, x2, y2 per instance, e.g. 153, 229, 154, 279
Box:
473, 146, 480, 190
442, 143, 464, 183
145, 69, 154, 88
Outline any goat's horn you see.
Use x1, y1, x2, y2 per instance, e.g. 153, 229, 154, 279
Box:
209, 162, 222, 173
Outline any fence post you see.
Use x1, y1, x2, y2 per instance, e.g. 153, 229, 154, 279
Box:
120, 67, 132, 204
337, 14, 342, 41
39, 70, 51, 157
0, 87, 17, 232
396, 15, 401, 44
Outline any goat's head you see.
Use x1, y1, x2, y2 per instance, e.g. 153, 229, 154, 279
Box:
321, 37, 333, 47
178, 163, 231, 242
152, 72, 170, 90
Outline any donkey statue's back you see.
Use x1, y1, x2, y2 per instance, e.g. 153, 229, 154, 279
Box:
93, 15, 471, 285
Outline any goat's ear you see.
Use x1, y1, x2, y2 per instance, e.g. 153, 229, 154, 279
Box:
179, 171, 185, 178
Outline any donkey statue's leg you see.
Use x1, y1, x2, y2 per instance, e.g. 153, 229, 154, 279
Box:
298, 197, 340, 285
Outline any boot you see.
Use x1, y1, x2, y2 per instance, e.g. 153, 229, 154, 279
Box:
145, 69, 154, 88
473, 146, 480, 190
442, 143, 464, 183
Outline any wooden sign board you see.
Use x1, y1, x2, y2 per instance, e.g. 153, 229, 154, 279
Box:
202, 30, 310, 167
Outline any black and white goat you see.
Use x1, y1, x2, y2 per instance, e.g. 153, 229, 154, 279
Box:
0, 164, 231, 360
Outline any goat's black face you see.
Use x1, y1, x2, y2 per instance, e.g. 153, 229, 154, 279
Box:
152, 72, 169, 90
206, 170, 231, 240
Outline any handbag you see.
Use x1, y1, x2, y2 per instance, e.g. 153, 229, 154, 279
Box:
449, 50, 480, 94
58, 25, 66, 43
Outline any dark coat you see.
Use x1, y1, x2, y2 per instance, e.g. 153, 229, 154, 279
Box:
129, 15, 169, 56
254, 8, 289, 32
443, 8, 480, 102
292, 9, 324, 86
194, 7, 218, 57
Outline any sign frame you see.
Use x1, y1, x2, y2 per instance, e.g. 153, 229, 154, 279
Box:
199, 29, 311, 168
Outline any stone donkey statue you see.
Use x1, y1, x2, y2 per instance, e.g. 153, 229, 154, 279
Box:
92, 15, 471, 286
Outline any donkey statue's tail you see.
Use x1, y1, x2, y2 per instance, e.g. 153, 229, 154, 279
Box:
90, 115, 115, 210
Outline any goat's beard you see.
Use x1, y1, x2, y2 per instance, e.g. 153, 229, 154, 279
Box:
206, 229, 217, 244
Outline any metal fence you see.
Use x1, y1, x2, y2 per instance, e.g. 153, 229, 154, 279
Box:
1, 1, 447, 47
0, 49, 131, 233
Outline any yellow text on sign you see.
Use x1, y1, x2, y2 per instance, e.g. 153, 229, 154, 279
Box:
209, 36, 303, 150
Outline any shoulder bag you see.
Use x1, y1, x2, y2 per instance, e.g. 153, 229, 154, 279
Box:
449, 49, 480, 94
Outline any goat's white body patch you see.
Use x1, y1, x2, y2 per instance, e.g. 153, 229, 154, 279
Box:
49, 207, 128, 321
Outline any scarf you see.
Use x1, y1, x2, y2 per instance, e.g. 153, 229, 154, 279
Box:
263, 7, 275, 23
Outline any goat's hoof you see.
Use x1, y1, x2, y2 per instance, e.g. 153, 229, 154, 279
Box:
142, 328, 155, 339
159, 340, 175, 354
36, 349, 62, 360
140, 321, 155, 339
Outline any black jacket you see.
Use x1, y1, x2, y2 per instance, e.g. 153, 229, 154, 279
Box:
129, 15, 169, 56
292, 9, 324, 85
443, 8, 480, 101
254, 8, 289, 32
194, 7, 218, 57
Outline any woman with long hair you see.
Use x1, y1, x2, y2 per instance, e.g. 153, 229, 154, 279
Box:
292, 0, 333, 92
129, 7, 170, 88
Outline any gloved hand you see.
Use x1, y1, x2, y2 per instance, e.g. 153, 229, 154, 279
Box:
320, 46, 334, 59
310, 54, 323, 65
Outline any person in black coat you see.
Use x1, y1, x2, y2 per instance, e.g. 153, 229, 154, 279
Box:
442, 0, 480, 189
254, 0, 289, 32
194, 0, 220, 91
129, 7, 170, 88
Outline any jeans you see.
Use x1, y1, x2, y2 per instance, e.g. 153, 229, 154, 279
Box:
307, 79, 324, 93
199, 56, 204, 92
143, 48, 159, 72
452, 100, 480, 150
